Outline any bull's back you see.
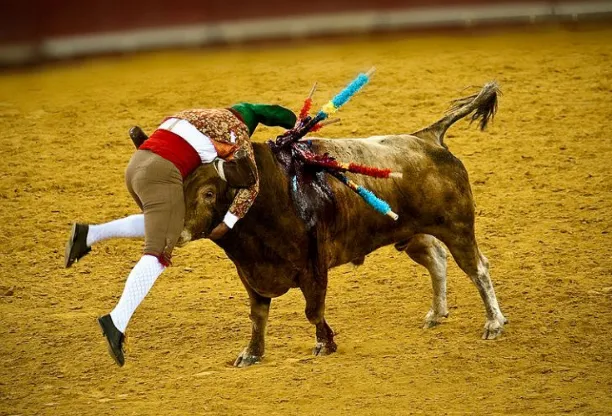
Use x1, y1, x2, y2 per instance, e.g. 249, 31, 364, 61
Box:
309, 135, 474, 267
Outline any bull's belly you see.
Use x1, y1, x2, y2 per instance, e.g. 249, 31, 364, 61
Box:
238, 261, 301, 298
327, 226, 417, 268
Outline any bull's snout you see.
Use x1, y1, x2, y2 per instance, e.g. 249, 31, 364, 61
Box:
176, 230, 192, 247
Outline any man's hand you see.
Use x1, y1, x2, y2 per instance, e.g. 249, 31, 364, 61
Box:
208, 222, 230, 240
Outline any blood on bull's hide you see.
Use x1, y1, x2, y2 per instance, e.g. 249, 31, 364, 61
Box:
179, 82, 506, 367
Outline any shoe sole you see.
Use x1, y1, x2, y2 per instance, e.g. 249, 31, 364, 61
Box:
97, 318, 124, 367
64, 223, 78, 268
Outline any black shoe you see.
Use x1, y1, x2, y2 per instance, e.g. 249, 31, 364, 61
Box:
97, 314, 125, 367
64, 223, 91, 268
129, 126, 149, 149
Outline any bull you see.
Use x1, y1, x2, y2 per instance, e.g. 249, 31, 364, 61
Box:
178, 82, 507, 367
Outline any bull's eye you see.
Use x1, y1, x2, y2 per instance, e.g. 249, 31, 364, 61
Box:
204, 190, 215, 200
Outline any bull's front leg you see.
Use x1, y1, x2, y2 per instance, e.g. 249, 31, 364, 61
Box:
234, 287, 271, 368
300, 271, 337, 356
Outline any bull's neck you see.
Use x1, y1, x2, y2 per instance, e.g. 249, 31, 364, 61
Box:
217, 142, 309, 264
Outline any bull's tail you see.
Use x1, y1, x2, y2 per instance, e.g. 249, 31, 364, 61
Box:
411, 81, 500, 147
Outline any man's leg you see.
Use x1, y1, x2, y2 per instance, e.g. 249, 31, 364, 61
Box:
87, 214, 145, 245
98, 153, 184, 367
65, 149, 149, 269
98, 254, 165, 367
65, 214, 145, 268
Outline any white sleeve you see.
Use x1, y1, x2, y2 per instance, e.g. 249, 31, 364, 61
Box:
223, 212, 239, 228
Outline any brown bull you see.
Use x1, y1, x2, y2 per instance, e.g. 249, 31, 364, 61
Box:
178, 82, 507, 367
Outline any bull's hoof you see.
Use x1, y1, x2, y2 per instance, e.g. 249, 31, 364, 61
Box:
482, 316, 507, 340
313, 341, 337, 356
423, 309, 449, 329
233, 349, 262, 368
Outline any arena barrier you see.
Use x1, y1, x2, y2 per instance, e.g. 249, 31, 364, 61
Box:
1, 0, 611, 66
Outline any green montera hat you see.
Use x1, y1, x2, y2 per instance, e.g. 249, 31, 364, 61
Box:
231, 103, 297, 136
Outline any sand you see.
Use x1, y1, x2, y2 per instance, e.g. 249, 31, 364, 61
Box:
0, 24, 611, 415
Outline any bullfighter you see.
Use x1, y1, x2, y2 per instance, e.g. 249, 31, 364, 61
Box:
64, 103, 297, 366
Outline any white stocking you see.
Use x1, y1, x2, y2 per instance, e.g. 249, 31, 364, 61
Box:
109, 255, 165, 333
86, 214, 145, 246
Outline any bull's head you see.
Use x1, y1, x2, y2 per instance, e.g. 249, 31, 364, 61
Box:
177, 164, 233, 246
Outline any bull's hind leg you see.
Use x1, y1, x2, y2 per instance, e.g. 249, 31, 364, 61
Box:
397, 234, 449, 328
444, 231, 507, 339
234, 286, 271, 367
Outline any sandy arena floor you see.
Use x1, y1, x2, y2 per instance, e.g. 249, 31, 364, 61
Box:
0, 24, 611, 415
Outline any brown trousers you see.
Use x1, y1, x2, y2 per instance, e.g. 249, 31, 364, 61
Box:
125, 150, 184, 263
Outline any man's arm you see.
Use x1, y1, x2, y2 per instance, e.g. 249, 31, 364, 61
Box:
223, 179, 259, 228
209, 138, 259, 240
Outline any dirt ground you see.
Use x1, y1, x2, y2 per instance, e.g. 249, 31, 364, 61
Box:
1, 24, 611, 415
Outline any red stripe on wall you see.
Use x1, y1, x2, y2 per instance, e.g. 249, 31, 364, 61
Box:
1, 0, 598, 43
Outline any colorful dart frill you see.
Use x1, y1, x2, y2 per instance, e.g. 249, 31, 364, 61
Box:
298, 82, 316, 120
271, 68, 376, 149
333, 172, 399, 220
316, 67, 376, 122
294, 148, 401, 220
270, 68, 400, 221
295, 148, 403, 180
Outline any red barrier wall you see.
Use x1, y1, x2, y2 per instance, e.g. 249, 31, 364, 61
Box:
0, 0, 609, 65
0, 0, 599, 43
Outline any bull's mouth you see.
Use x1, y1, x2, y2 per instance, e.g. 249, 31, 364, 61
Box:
176, 230, 192, 248
176, 226, 215, 247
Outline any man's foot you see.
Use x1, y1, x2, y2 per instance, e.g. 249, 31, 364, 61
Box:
64, 223, 91, 268
129, 126, 148, 149
97, 314, 125, 367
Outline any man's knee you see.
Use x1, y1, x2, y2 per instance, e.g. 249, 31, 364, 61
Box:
144, 238, 177, 267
